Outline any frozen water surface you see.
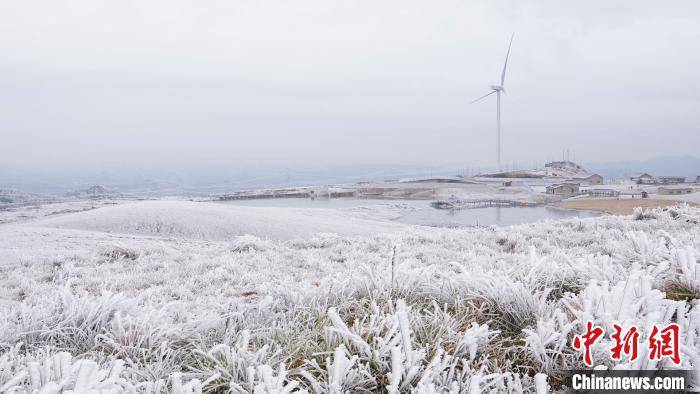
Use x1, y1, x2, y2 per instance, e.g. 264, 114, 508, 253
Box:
220, 197, 599, 227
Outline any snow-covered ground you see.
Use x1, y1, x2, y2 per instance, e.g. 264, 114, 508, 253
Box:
0, 200, 125, 225
1, 200, 700, 392
25, 200, 412, 241
216, 178, 548, 205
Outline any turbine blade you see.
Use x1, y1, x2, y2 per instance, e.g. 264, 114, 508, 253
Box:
470, 90, 496, 103
500, 32, 515, 86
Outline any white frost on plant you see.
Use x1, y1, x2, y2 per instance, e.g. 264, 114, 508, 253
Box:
1, 352, 134, 393
567, 269, 676, 330
455, 322, 499, 362
1, 202, 700, 392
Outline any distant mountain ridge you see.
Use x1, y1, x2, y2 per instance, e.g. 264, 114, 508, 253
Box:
585, 156, 700, 179
0, 165, 455, 195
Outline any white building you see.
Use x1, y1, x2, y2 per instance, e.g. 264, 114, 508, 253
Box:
658, 176, 686, 185
630, 173, 655, 184
658, 186, 693, 195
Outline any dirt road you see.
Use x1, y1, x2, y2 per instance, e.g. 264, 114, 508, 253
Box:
555, 198, 696, 215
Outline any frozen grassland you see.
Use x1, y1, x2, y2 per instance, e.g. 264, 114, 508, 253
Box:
1, 201, 700, 393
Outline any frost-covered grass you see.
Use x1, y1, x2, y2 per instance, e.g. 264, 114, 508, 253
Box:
1, 203, 700, 392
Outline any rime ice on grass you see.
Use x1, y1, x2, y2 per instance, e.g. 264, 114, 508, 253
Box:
1, 202, 700, 392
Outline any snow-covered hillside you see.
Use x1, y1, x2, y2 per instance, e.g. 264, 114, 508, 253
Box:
540, 161, 591, 178
28, 200, 411, 241
480, 161, 593, 180
1, 202, 700, 392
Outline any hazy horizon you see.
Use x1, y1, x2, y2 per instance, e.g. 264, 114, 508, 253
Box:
2, 155, 699, 195
2, 0, 700, 177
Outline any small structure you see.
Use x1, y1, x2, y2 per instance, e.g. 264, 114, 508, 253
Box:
631, 173, 655, 184
696, 176, 700, 183
658, 186, 693, 195
546, 183, 580, 195
588, 189, 620, 198
658, 176, 686, 185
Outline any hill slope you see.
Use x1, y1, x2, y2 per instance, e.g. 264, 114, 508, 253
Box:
29, 200, 410, 240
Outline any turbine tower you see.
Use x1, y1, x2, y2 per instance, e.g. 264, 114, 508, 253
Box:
472, 33, 514, 171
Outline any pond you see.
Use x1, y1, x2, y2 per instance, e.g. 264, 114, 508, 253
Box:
219, 198, 599, 227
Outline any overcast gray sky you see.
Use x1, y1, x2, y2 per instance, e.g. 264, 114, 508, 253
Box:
1, 0, 699, 175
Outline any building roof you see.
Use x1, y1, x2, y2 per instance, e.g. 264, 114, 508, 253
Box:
547, 182, 579, 188
630, 173, 654, 178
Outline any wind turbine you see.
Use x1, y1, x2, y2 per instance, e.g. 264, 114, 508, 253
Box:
472, 33, 514, 172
